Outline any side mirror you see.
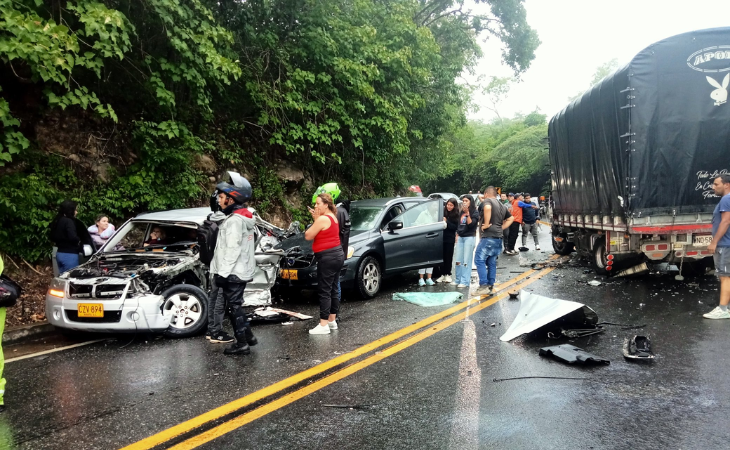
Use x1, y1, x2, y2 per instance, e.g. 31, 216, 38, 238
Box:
388, 221, 403, 232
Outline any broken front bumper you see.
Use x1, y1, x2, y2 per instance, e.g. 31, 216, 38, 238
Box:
45, 278, 170, 333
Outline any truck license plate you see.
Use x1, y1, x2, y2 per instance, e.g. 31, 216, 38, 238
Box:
78, 303, 104, 318
693, 235, 713, 246
280, 269, 298, 280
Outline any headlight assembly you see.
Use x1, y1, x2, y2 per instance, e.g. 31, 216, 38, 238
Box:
48, 278, 67, 298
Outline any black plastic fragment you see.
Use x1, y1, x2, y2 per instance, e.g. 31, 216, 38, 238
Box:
539, 344, 610, 365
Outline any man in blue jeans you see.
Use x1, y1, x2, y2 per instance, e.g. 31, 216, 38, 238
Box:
473, 186, 514, 296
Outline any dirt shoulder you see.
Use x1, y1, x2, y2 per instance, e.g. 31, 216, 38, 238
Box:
2, 259, 50, 327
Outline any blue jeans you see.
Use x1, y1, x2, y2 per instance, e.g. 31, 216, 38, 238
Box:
475, 238, 502, 287
454, 236, 476, 286
56, 252, 79, 274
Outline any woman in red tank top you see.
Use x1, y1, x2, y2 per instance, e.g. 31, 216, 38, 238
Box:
305, 193, 345, 334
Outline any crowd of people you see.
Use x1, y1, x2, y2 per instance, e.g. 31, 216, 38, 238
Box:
423, 188, 544, 293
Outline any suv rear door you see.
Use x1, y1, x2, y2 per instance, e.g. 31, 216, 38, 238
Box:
381, 199, 444, 273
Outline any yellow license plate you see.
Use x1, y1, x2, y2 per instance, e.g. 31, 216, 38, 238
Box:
280, 269, 298, 280
78, 303, 104, 318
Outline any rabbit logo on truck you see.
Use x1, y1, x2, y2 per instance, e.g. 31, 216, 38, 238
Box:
687, 46, 730, 106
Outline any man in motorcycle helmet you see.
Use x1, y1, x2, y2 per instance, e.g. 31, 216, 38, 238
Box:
210, 176, 259, 355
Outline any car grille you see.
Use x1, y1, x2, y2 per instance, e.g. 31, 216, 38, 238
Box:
94, 284, 127, 299
68, 283, 93, 299
65, 310, 122, 323
282, 254, 315, 269
69, 283, 127, 300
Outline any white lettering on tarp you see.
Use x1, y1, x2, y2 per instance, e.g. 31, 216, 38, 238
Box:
696, 181, 714, 191
687, 46, 730, 72
694, 51, 730, 65
695, 169, 728, 198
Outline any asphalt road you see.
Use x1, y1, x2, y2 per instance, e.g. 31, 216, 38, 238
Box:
2, 225, 728, 450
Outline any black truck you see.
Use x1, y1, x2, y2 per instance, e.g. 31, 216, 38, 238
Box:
548, 27, 730, 276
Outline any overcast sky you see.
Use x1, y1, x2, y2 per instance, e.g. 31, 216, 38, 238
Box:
466, 0, 730, 122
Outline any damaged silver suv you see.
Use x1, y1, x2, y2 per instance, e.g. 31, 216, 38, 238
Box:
46, 207, 290, 338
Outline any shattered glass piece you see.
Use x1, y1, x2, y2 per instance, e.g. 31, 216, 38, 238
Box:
539, 344, 610, 365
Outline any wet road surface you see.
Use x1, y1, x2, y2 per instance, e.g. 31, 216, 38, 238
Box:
2, 225, 728, 449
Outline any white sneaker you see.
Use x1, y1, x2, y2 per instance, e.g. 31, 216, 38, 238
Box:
444, 275, 453, 283
536, 245, 541, 251
328, 321, 338, 329
309, 324, 331, 334
456, 284, 468, 288
703, 306, 730, 319
434, 276, 445, 283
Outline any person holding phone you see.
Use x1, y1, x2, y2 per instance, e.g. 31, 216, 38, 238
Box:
453, 195, 479, 288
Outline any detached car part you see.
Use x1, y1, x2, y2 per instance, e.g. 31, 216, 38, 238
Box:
623, 335, 655, 360
500, 291, 598, 342
539, 344, 610, 365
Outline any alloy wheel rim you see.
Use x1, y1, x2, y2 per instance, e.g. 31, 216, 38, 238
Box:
163, 293, 203, 329
363, 263, 380, 294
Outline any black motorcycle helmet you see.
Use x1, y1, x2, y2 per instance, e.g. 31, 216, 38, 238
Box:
210, 172, 252, 210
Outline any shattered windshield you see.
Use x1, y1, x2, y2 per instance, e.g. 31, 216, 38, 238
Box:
104, 221, 198, 253
349, 206, 383, 231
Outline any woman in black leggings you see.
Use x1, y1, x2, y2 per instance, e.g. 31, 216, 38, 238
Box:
436, 198, 459, 284
304, 193, 345, 335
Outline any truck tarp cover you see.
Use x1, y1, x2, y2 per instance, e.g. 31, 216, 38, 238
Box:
549, 27, 730, 217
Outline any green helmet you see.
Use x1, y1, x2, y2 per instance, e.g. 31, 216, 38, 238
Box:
312, 182, 341, 204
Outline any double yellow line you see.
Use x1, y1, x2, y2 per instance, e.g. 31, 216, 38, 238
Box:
123, 261, 556, 450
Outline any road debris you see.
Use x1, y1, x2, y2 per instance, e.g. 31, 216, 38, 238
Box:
587, 280, 602, 286
322, 404, 375, 410
249, 307, 313, 324
493, 376, 588, 382
392, 291, 463, 307
500, 291, 598, 342
623, 335, 655, 360
539, 344, 610, 365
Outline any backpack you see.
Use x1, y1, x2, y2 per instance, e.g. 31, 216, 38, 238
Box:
197, 219, 219, 266
0, 275, 21, 308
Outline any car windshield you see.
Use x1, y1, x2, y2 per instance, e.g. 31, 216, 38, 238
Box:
103, 221, 198, 253
349, 206, 384, 231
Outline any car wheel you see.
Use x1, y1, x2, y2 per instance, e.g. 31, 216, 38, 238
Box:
552, 232, 574, 255
591, 240, 608, 276
356, 256, 381, 299
161, 285, 208, 338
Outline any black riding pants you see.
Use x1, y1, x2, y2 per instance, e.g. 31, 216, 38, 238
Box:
315, 246, 345, 320
214, 275, 250, 341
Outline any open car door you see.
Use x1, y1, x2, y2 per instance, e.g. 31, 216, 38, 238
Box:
381, 199, 445, 274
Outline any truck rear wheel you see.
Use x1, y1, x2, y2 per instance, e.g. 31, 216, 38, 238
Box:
552, 232, 574, 255
591, 240, 609, 276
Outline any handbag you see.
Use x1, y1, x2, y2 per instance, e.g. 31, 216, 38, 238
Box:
0, 274, 22, 308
